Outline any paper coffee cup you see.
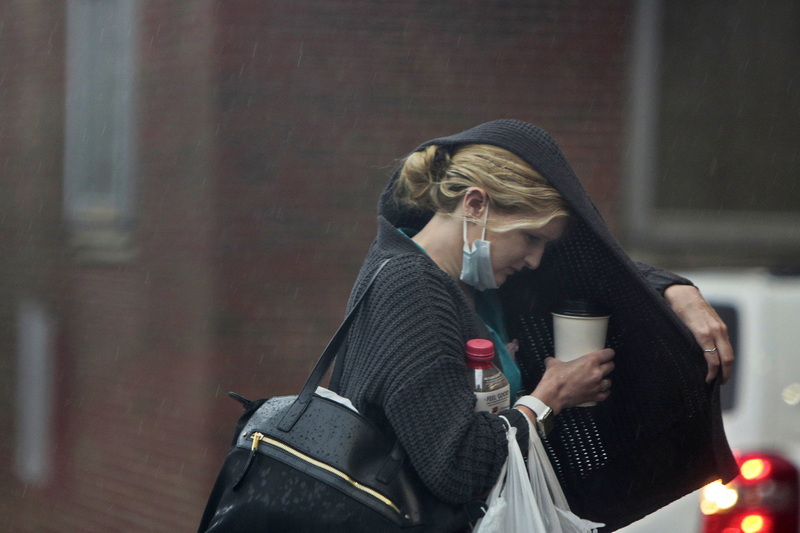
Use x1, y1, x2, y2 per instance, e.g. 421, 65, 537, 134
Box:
551, 299, 610, 407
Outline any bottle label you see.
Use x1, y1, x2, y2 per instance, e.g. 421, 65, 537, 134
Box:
474, 385, 511, 414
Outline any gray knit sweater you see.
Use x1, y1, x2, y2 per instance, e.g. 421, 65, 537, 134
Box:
336, 217, 530, 504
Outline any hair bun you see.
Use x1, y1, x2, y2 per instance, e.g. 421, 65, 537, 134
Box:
394, 145, 449, 211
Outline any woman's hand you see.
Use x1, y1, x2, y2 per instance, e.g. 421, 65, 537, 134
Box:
664, 284, 734, 384
527, 349, 616, 414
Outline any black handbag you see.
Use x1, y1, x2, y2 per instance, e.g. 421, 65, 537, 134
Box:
198, 260, 484, 532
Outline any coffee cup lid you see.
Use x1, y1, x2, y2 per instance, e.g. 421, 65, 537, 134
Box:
552, 299, 610, 317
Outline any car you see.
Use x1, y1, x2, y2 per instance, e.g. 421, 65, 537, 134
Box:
618, 268, 800, 533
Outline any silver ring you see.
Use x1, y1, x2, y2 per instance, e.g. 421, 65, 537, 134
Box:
601, 379, 611, 392
703, 347, 718, 353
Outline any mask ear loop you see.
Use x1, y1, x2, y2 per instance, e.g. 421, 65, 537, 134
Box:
463, 204, 490, 249
463, 195, 490, 249
462, 214, 470, 252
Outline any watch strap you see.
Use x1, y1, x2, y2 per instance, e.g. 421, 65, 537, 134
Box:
514, 395, 554, 437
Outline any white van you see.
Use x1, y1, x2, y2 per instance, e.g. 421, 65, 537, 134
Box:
619, 269, 800, 533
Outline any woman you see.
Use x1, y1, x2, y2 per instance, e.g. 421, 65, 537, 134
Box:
333, 120, 737, 530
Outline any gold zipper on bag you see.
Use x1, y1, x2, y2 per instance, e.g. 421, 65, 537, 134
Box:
249, 432, 405, 517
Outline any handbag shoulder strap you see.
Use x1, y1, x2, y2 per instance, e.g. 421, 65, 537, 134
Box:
277, 258, 390, 431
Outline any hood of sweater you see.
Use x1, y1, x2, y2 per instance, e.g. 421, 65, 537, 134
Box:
378, 119, 663, 320
375, 119, 737, 530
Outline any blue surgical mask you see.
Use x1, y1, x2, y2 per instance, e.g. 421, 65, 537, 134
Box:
460, 207, 498, 292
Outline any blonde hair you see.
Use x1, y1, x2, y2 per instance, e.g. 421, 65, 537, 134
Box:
394, 144, 569, 230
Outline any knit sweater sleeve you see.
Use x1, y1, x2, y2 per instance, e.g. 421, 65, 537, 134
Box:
340, 254, 529, 504
383, 356, 529, 504
634, 261, 694, 295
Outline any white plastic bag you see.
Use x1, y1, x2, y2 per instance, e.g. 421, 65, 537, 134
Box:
474, 416, 604, 533
474, 420, 547, 533
527, 427, 604, 533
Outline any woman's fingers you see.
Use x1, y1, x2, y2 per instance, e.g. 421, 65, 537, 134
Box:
540, 350, 616, 408
664, 284, 735, 384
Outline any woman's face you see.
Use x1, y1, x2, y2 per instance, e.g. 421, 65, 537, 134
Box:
481, 212, 567, 287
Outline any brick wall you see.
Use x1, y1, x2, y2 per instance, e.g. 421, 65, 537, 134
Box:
0, 1, 631, 530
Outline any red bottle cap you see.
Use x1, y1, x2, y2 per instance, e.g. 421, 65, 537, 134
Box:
466, 339, 494, 363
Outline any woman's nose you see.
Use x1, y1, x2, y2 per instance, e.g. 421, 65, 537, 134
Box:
524, 246, 545, 270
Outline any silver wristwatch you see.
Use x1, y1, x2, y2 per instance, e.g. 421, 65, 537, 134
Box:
514, 396, 554, 438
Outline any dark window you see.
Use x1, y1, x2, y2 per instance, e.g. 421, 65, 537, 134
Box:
625, 0, 800, 259
657, 1, 800, 215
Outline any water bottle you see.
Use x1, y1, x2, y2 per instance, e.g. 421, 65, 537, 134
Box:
466, 339, 510, 413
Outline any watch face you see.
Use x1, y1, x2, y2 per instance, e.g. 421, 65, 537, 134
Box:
537, 407, 554, 437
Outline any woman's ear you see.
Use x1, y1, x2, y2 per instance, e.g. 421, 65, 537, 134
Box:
462, 188, 488, 219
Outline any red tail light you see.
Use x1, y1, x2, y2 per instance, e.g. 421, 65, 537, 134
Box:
701, 452, 799, 533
